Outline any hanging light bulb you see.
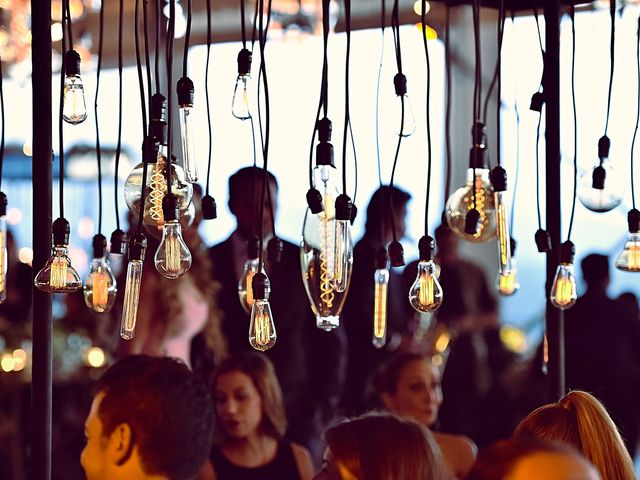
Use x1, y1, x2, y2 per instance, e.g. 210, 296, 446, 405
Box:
577, 136, 624, 213
497, 238, 520, 296
154, 193, 192, 279
121, 233, 147, 340
83, 234, 117, 313
409, 235, 443, 313
616, 209, 640, 271
490, 166, 512, 276
393, 73, 416, 137
550, 240, 578, 310
333, 194, 354, 293
301, 118, 349, 331
248, 271, 277, 351
372, 248, 389, 349
62, 50, 87, 125
177, 76, 197, 182
34, 217, 82, 292
232, 48, 252, 120
238, 236, 261, 313
0, 193, 7, 304
445, 122, 496, 243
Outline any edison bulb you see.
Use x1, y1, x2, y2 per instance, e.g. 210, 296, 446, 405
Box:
0, 202, 6, 304
124, 154, 193, 232
333, 195, 354, 293
83, 257, 117, 313
121, 234, 146, 340
494, 192, 512, 276
177, 77, 198, 182
372, 267, 389, 349
34, 218, 82, 293
248, 272, 276, 351
497, 257, 520, 296
393, 73, 416, 137
232, 49, 252, 120
577, 162, 624, 213
409, 260, 443, 313
62, 50, 87, 124
616, 233, 640, 272
154, 220, 192, 279
550, 264, 577, 309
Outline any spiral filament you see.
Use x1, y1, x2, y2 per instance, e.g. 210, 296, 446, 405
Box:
91, 271, 109, 309
319, 209, 335, 310
50, 255, 68, 289
148, 156, 167, 224
466, 177, 487, 239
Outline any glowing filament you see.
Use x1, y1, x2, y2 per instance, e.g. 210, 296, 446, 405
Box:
467, 177, 487, 239
553, 277, 573, 306
148, 156, 166, 223
0, 231, 6, 296
498, 272, 517, 296
245, 270, 256, 307
165, 235, 181, 272
319, 208, 335, 309
121, 261, 143, 340
419, 273, 435, 306
373, 282, 388, 339
495, 199, 511, 274
628, 245, 640, 270
50, 255, 68, 289
91, 271, 109, 309
254, 311, 272, 348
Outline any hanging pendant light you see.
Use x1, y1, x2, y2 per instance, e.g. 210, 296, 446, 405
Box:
34, 218, 82, 293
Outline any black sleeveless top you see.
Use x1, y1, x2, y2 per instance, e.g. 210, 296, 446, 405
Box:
210, 440, 302, 480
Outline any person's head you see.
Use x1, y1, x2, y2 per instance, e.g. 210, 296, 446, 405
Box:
211, 352, 286, 443
580, 254, 610, 291
371, 352, 442, 427
314, 412, 447, 480
364, 185, 411, 242
617, 291, 639, 317
434, 222, 459, 263
466, 439, 600, 480
81, 355, 214, 480
228, 167, 278, 238
513, 390, 635, 480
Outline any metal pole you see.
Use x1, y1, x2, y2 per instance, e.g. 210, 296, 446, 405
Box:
544, 0, 565, 401
31, 0, 53, 478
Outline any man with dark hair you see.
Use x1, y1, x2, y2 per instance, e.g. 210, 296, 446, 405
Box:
81, 355, 214, 480
194, 166, 346, 461
564, 253, 640, 457
340, 185, 414, 415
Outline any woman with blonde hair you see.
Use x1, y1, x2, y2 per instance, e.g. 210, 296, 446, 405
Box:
512, 390, 635, 480
313, 412, 447, 480
370, 352, 476, 479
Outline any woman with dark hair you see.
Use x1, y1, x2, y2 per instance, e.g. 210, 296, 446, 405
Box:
200, 352, 314, 480
371, 352, 476, 479
313, 411, 447, 480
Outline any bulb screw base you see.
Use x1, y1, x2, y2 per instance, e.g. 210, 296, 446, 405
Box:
598, 135, 611, 160
306, 188, 323, 214
530, 91, 544, 112
267, 237, 283, 265
388, 240, 405, 267
177, 76, 195, 107
92, 234, 107, 259
335, 194, 352, 221
489, 166, 508, 192
464, 208, 481, 235
247, 236, 260, 259
162, 194, 180, 222
560, 240, 575, 264
52, 217, 70, 245
315, 117, 334, 167
64, 50, 81, 76
0, 192, 7, 216
128, 233, 147, 262
252, 272, 270, 300
592, 165, 606, 190
202, 195, 217, 220
150, 93, 168, 145
393, 73, 408, 96
110, 229, 128, 255
628, 209, 640, 233
535, 229, 552, 253
317, 117, 332, 142
418, 235, 435, 261
238, 48, 252, 75
375, 247, 388, 269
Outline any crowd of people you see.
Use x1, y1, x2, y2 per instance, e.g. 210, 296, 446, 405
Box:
44, 166, 640, 479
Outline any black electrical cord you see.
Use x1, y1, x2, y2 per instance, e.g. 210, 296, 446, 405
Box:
58, 0, 68, 219
342, 0, 352, 195
496, 0, 505, 168
444, 4, 452, 203
204, 0, 213, 197
136, 0, 151, 237
603, 0, 615, 137
566, 1, 578, 242
632, 14, 640, 211
470, 0, 481, 213
95, 0, 105, 234
375, 0, 386, 189
143, 0, 153, 107
166, 0, 175, 189
114, 0, 124, 232
509, 10, 520, 233
533, 8, 544, 231
0, 55, 4, 193
65, 0, 74, 52
183, 0, 192, 78
421, 0, 432, 233
155, 0, 161, 93
240, 0, 247, 50
135, 0, 148, 133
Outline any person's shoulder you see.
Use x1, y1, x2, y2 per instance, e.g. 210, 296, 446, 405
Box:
289, 442, 314, 480
432, 431, 477, 476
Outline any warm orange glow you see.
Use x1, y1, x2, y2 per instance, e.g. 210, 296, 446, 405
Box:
373, 282, 388, 339
498, 272, 518, 296
91, 271, 109, 309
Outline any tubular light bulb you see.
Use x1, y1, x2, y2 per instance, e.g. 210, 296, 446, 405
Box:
497, 238, 519, 296
248, 272, 277, 351
177, 77, 198, 182
408, 236, 443, 313
83, 234, 117, 313
372, 249, 389, 349
301, 118, 350, 331
616, 209, 640, 271
490, 166, 512, 276
238, 237, 261, 314
333, 194, 354, 293
0, 193, 7, 303
121, 234, 147, 340
393, 73, 416, 137
232, 48, 252, 120
154, 194, 192, 279
34, 218, 82, 293
445, 123, 496, 242
577, 136, 624, 213
550, 241, 577, 310
62, 50, 87, 124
